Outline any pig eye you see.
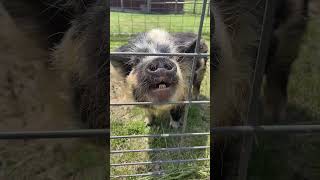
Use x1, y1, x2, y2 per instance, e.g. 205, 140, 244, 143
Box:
132, 58, 141, 65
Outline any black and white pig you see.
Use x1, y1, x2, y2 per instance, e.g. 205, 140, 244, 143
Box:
110, 29, 208, 128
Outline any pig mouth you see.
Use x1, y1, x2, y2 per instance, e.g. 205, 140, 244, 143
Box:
149, 81, 177, 102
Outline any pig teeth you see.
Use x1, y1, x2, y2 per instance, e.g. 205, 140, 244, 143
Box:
158, 84, 166, 89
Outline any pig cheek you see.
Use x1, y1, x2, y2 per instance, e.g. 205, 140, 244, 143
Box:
126, 69, 138, 88
127, 69, 147, 95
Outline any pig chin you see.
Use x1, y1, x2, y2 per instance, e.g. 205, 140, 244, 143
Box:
148, 85, 177, 102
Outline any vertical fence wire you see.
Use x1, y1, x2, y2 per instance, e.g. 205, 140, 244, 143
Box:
238, 0, 276, 179
181, 0, 208, 134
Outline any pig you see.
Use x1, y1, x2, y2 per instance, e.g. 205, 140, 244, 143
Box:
51, 0, 108, 129
110, 29, 208, 128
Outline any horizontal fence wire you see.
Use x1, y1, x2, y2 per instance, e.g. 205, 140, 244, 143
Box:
211, 125, 320, 134
149, 2, 210, 5
111, 158, 210, 167
110, 171, 165, 178
111, 146, 210, 154
110, 132, 209, 139
2, 125, 320, 140
0, 129, 109, 140
110, 100, 210, 106
110, 52, 209, 57
110, 2, 210, 14
110, 31, 210, 36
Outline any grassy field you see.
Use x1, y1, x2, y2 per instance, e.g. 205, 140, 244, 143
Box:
110, 1, 210, 50
110, 5, 211, 179
248, 18, 320, 180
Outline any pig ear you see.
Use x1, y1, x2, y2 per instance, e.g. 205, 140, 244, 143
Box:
110, 45, 132, 76
183, 39, 197, 53
179, 39, 208, 53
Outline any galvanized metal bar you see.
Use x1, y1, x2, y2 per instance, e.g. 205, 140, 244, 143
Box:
211, 125, 320, 134
147, 0, 151, 13
150, 2, 210, 5
181, 0, 208, 134
110, 100, 210, 106
110, 52, 209, 57
175, 0, 178, 13
111, 158, 210, 166
110, 132, 209, 139
120, 0, 124, 11
0, 129, 109, 140
111, 146, 210, 154
111, 171, 165, 178
1, 125, 320, 140
110, 30, 210, 36
206, 0, 210, 16
193, 0, 197, 14
194, 0, 208, 51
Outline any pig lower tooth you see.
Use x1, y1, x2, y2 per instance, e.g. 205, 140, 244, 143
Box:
159, 84, 166, 89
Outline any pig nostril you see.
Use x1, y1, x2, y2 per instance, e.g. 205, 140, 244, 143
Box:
148, 64, 157, 72
164, 64, 172, 70
147, 60, 177, 74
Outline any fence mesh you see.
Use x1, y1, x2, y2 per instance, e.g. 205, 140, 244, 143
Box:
110, 0, 210, 178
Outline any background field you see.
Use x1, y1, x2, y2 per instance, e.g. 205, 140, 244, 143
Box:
248, 17, 320, 180
110, 1, 211, 179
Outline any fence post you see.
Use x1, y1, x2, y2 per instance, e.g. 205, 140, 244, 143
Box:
206, 0, 210, 16
193, 0, 197, 14
147, 0, 151, 13
121, 0, 124, 11
175, 0, 178, 14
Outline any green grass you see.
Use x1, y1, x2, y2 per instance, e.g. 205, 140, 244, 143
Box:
110, 12, 209, 33
248, 18, 320, 180
110, 9, 210, 179
110, 10, 210, 50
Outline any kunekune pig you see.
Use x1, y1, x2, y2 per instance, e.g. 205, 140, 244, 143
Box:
111, 29, 208, 128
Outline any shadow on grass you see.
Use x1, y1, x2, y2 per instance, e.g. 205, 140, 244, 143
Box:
248, 103, 320, 180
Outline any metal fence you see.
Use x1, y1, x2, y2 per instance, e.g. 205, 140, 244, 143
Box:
110, 0, 210, 15
110, 0, 210, 178
1, 0, 320, 180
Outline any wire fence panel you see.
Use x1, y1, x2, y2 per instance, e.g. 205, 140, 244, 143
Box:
110, 0, 210, 177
